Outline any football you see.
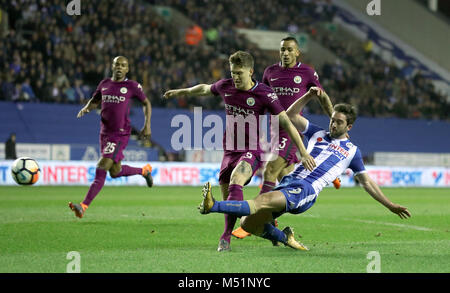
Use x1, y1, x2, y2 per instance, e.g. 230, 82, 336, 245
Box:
11, 157, 41, 185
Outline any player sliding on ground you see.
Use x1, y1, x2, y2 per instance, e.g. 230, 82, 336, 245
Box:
233, 37, 341, 241
69, 56, 154, 218
164, 51, 316, 251
199, 88, 411, 250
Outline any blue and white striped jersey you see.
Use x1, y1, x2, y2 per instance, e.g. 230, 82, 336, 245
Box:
291, 121, 366, 194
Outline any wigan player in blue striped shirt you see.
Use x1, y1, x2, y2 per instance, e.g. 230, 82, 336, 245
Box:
199, 87, 411, 250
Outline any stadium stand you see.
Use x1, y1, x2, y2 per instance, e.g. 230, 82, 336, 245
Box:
1, 0, 448, 120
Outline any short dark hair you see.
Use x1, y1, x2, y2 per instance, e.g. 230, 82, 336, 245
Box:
281, 36, 299, 46
229, 51, 254, 69
334, 103, 357, 125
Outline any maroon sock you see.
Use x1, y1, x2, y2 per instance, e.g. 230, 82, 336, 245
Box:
82, 168, 107, 206
259, 180, 275, 195
220, 184, 244, 242
111, 165, 142, 178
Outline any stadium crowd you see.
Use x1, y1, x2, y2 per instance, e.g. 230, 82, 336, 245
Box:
1, 0, 448, 120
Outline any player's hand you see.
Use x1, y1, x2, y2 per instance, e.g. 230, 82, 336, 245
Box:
301, 154, 316, 171
140, 125, 151, 140
308, 87, 324, 98
163, 89, 183, 99
389, 204, 411, 219
77, 107, 90, 118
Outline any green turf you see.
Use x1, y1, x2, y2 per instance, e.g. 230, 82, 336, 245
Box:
0, 185, 449, 273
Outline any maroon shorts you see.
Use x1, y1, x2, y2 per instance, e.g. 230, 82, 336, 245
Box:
100, 134, 129, 163
219, 150, 263, 185
272, 131, 300, 166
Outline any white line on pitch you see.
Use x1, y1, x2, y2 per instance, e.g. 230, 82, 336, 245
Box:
342, 218, 433, 231
300, 214, 434, 231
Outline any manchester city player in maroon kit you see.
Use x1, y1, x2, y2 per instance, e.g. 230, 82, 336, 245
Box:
233, 37, 340, 240
69, 56, 153, 218
164, 51, 316, 251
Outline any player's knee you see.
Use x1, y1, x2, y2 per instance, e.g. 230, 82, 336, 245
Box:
97, 158, 113, 171
240, 218, 259, 235
263, 162, 281, 181
109, 165, 122, 178
241, 222, 257, 234
109, 170, 119, 178
229, 173, 249, 186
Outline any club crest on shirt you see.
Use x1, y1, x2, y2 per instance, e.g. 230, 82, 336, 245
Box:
294, 76, 302, 84
267, 92, 279, 102
246, 97, 255, 106
346, 142, 353, 148
120, 87, 128, 94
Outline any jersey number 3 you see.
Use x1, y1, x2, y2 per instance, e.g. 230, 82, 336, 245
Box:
276, 137, 288, 150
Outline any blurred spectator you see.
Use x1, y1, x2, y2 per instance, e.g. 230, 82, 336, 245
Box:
185, 24, 203, 46
55, 67, 70, 89
50, 82, 62, 103
34, 79, 47, 101
20, 78, 36, 101
11, 83, 21, 101
73, 79, 89, 104
5, 133, 17, 160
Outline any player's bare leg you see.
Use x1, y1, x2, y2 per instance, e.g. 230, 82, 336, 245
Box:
220, 183, 229, 201
278, 164, 295, 182
109, 161, 122, 177
261, 156, 288, 193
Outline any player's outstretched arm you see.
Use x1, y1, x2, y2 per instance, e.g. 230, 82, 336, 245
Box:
140, 98, 152, 139
163, 84, 212, 99
278, 111, 316, 171
77, 97, 100, 118
355, 172, 411, 219
286, 87, 322, 132
316, 90, 334, 118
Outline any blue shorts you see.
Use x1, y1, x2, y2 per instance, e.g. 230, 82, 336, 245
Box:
272, 174, 318, 219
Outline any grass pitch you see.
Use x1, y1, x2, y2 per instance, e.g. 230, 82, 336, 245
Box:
0, 185, 449, 273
